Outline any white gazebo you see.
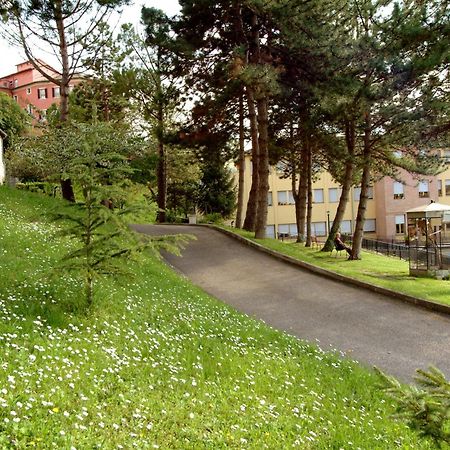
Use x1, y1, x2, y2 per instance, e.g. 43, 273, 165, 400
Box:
406, 201, 450, 277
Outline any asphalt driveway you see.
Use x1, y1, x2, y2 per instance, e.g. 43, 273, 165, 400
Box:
133, 224, 450, 381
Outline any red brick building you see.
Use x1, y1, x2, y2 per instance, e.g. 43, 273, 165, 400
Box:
0, 60, 83, 122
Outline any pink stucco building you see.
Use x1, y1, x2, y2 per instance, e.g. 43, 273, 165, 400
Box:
0, 60, 83, 121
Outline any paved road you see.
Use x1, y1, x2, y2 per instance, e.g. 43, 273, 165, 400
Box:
133, 224, 450, 381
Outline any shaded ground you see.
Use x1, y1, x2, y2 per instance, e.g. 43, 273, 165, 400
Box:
134, 224, 450, 381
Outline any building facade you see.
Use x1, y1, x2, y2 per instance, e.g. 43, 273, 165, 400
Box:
238, 152, 450, 241
0, 60, 83, 122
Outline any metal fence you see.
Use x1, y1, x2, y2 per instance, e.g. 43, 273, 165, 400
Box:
361, 238, 410, 261
360, 237, 450, 269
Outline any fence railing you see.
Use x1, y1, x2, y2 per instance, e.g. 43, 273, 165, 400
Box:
361, 238, 410, 261
360, 237, 450, 268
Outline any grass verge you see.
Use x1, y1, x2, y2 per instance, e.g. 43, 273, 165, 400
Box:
0, 187, 433, 448
222, 226, 450, 307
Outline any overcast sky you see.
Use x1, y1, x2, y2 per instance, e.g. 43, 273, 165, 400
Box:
0, 0, 181, 76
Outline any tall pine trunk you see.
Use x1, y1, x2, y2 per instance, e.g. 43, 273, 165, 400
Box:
254, 95, 269, 239
235, 94, 245, 228
55, 0, 75, 202
305, 145, 313, 247
350, 113, 372, 260
243, 87, 259, 231
156, 106, 167, 223
296, 145, 308, 242
322, 120, 355, 252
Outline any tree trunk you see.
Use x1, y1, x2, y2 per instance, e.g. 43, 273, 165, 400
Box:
55, 0, 75, 201
60, 178, 75, 202
296, 145, 308, 242
305, 145, 313, 247
254, 94, 269, 239
350, 113, 372, 260
243, 86, 259, 231
156, 51, 167, 224
235, 94, 245, 228
156, 138, 167, 223
322, 120, 355, 252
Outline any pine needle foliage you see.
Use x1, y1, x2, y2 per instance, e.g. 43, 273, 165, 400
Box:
49, 122, 193, 307
376, 366, 450, 448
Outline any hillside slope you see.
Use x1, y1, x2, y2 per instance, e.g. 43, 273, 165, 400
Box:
0, 187, 429, 449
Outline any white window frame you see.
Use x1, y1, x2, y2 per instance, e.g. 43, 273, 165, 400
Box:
37, 88, 47, 99
313, 189, 324, 203
288, 191, 295, 205
340, 220, 352, 234
393, 182, 404, 199
311, 222, 327, 237
277, 191, 288, 205
329, 188, 340, 203
363, 219, 376, 232
395, 215, 405, 234
266, 225, 275, 238
418, 181, 429, 198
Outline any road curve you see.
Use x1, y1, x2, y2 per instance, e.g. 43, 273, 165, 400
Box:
133, 224, 450, 381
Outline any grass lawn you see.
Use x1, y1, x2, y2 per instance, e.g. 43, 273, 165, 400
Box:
223, 227, 450, 307
0, 187, 435, 448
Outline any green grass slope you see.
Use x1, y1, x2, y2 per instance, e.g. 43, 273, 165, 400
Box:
0, 187, 431, 449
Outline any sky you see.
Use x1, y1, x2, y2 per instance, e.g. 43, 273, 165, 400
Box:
0, 0, 181, 76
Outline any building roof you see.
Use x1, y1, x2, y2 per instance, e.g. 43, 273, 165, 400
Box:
406, 201, 450, 219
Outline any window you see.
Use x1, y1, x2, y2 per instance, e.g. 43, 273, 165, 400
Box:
26, 87, 31, 95
313, 189, 324, 203
288, 191, 295, 204
266, 225, 275, 238
446, 180, 450, 196
26, 104, 32, 114
367, 186, 374, 199
277, 191, 287, 205
364, 219, 376, 232
418, 181, 429, 198
267, 192, 272, 206
340, 220, 352, 234
438, 180, 442, 197
38, 110, 47, 121
353, 187, 361, 201
393, 182, 404, 199
329, 188, 341, 203
52, 87, 60, 98
311, 222, 327, 237
395, 215, 405, 234
443, 149, 450, 162
278, 223, 298, 237
38, 88, 47, 99
14, 79, 18, 87
13, 95, 18, 102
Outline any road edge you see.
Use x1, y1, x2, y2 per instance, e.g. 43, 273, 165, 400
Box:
201, 224, 450, 316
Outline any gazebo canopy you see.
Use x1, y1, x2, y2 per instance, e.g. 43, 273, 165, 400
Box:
406, 202, 450, 220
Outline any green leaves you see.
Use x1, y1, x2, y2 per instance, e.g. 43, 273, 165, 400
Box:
0, 92, 29, 147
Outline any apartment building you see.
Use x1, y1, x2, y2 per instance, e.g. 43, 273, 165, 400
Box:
0, 60, 83, 122
238, 152, 450, 241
